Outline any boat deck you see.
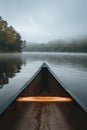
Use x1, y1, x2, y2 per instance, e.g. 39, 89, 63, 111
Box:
0, 99, 87, 130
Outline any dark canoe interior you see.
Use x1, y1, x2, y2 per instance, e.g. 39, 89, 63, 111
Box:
0, 64, 87, 130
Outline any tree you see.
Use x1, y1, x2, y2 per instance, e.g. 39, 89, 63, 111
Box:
0, 16, 25, 52
0, 17, 7, 31
5, 28, 14, 44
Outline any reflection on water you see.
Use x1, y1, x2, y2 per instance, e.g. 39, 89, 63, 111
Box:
0, 52, 87, 89
23, 52, 87, 71
0, 53, 26, 88
0, 53, 87, 85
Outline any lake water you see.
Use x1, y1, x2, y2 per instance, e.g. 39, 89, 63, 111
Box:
0, 52, 87, 113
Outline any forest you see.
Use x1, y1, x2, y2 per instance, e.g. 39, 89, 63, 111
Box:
0, 16, 26, 52
24, 38, 87, 52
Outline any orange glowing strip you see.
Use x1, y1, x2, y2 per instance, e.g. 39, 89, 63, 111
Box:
16, 96, 72, 102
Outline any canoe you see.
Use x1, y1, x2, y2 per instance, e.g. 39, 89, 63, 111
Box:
0, 63, 87, 130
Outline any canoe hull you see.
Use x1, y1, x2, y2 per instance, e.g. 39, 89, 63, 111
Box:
0, 63, 87, 130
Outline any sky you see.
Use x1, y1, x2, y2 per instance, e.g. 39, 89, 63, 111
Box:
0, 0, 87, 43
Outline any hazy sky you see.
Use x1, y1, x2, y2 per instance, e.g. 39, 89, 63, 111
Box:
0, 0, 87, 43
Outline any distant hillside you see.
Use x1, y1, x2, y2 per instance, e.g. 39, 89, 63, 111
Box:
23, 38, 87, 52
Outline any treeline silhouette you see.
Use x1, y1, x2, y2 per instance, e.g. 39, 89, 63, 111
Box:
24, 38, 87, 52
0, 16, 26, 52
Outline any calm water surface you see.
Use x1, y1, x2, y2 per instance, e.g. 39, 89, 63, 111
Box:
0, 52, 87, 112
